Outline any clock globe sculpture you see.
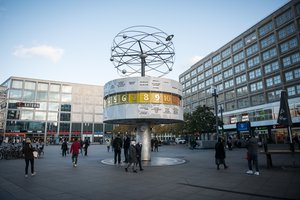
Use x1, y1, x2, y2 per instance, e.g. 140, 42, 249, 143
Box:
104, 25, 183, 161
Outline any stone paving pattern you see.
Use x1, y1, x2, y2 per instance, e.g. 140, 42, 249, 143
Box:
0, 144, 300, 200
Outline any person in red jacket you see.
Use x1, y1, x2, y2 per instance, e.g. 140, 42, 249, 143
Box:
70, 138, 81, 167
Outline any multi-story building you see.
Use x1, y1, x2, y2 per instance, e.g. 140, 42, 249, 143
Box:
179, 0, 300, 143
0, 76, 113, 144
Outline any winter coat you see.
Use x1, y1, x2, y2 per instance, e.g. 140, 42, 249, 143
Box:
112, 137, 123, 151
128, 145, 137, 163
215, 141, 226, 159
61, 141, 68, 150
23, 143, 34, 160
70, 141, 81, 155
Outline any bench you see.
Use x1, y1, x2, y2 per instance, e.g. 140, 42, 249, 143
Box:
260, 149, 300, 168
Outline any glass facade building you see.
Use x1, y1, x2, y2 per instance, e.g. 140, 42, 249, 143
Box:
0, 76, 113, 143
179, 0, 300, 142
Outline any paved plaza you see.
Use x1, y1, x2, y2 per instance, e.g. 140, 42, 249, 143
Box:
0, 144, 300, 200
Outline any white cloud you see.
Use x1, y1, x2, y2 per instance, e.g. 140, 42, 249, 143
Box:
189, 55, 204, 64
13, 45, 64, 63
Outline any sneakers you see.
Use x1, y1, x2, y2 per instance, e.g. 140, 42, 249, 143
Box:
254, 171, 260, 176
246, 170, 253, 175
31, 172, 36, 176
74, 164, 77, 167
25, 174, 28, 178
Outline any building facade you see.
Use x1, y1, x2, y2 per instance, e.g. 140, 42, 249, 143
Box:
0, 76, 113, 144
179, 0, 300, 143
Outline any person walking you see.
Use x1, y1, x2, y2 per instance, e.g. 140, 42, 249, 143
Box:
125, 141, 137, 173
84, 138, 90, 156
215, 137, 228, 170
112, 134, 122, 164
246, 134, 260, 175
23, 138, 36, 177
135, 141, 144, 171
106, 138, 111, 152
61, 139, 68, 157
123, 135, 130, 163
154, 138, 159, 152
70, 138, 81, 167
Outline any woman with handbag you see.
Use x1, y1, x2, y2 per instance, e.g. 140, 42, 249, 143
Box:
23, 138, 36, 178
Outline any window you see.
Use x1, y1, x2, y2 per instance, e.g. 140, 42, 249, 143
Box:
280, 38, 298, 53
185, 73, 191, 80
251, 94, 265, 106
62, 85, 72, 93
249, 68, 262, 80
250, 81, 263, 92
11, 80, 23, 89
238, 98, 249, 108
214, 74, 222, 83
246, 43, 258, 56
185, 81, 191, 88
234, 63, 246, 74
275, 9, 293, 27
225, 90, 235, 100
267, 90, 281, 102
23, 90, 35, 101
226, 101, 236, 111
233, 51, 244, 63
191, 85, 197, 93
35, 111, 46, 121
21, 110, 34, 120
223, 58, 232, 68
205, 69, 212, 77
235, 74, 247, 85
49, 92, 60, 101
38, 83, 48, 91
48, 102, 59, 111
264, 61, 279, 74
247, 56, 260, 68
60, 113, 71, 121
48, 112, 58, 121
61, 94, 72, 102
9, 89, 22, 99
224, 79, 234, 89
259, 21, 273, 37
223, 68, 233, 79
197, 73, 204, 81
232, 40, 243, 52
237, 86, 248, 96
222, 48, 231, 58
50, 84, 60, 92
296, 2, 300, 15
191, 77, 197, 85
262, 48, 277, 61
204, 60, 212, 69
24, 81, 36, 90
278, 23, 296, 40
285, 71, 293, 81
205, 78, 213, 87
287, 86, 296, 96
282, 52, 300, 67
217, 83, 223, 92
266, 75, 281, 88
197, 65, 204, 73
212, 54, 221, 64
260, 34, 275, 49
244, 32, 257, 45
198, 82, 205, 89
213, 64, 222, 73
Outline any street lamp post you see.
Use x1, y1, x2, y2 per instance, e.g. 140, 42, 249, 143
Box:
211, 86, 219, 140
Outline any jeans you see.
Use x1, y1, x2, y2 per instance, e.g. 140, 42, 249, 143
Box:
25, 159, 34, 175
248, 153, 259, 171
72, 153, 78, 164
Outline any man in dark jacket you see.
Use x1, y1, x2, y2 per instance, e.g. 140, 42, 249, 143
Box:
112, 134, 123, 164
84, 138, 90, 156
135, 142, 143, 171
123, 135, 131, 163
215, 137, 228, 170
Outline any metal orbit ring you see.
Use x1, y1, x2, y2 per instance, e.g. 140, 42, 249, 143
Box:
110, 25, 175, 77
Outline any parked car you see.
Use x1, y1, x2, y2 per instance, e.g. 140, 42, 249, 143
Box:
175, 138, 186, 144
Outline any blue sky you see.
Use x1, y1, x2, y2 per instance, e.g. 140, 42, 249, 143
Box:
0, 0, 289, 86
